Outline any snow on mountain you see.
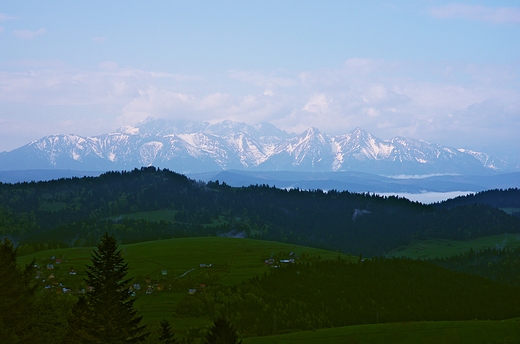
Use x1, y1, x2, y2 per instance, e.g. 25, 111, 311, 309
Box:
260, 127, 334, 171
0, 118, 513, 175
334, 128, 394, 162
139, 141, 164, 166
457, 148, 508, 170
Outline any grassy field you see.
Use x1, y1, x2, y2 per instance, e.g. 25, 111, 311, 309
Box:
18, 236, 354, 329
108, 209, 229, 228
243, 319, 520, 344
16, 237, 520, 342
108, 209, 178, 222
388, 233, 520, 259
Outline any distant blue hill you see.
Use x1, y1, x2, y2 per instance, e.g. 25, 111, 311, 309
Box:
188, 170, 520, 194
0, 170, 103, 184
1, 169, 518, 198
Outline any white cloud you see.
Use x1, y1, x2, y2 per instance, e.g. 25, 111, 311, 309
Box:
429, 4, 520, 24
13, 28, 46, 39
120, 85, 289, 128
1, 59, 519, 156
0, 67, 202, 110
302, 94, 330, 115
363, 107, 380, 118
0, 13, 18, 21
362, 84, 388, 104
120, 88, 196, 125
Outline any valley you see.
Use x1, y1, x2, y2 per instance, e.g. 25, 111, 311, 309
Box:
14, 236, 520, 343
2, 167, 520, 343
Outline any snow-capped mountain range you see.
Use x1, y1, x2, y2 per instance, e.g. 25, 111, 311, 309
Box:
0, 118, 511, 175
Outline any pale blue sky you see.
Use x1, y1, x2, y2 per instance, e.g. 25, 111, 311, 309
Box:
1, 1, 519, 160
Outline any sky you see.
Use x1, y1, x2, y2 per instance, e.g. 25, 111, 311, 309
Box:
1, 1, 519, 160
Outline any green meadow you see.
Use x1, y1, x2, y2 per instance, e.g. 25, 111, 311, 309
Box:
19, 237, 355, 329
388, 233, 520, 259
109, 209, 178, 222
18, 236, 520, 342
242, 319, 520, 344
108, 209, 228, 228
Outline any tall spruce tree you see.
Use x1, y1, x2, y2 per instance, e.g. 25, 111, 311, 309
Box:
0, 238, 37, 343
69, 233, 148, 343
158, 319, 177, 344
66, 295, 95, 344
203, 317, 242, 344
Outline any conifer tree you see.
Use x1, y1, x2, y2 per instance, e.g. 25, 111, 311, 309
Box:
66, 295, 94, 344
69, 232, 148, 343
0, 238, 37, 342
203, 317, 242, 344
158, 319, 177, 344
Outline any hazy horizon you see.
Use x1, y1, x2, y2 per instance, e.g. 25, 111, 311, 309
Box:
1, 1, 519, 160
376, 191, 476, 204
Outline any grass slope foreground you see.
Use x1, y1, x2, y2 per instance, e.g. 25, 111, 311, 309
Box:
18, 237, 353, 324
17, 237, 520, 343
243, 320, 520, 344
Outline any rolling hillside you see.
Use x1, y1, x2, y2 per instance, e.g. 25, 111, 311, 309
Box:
2, 167, 519, 257
242, 320, 520, 344
18, 237, 354, 325
16, 237, 520, 342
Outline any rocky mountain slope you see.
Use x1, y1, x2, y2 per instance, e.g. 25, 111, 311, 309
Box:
0, 117, 510, 175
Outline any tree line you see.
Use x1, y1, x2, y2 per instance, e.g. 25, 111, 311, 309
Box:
428, 246, 520, 287
434, 188, 520, 214
1, 167, 519, 256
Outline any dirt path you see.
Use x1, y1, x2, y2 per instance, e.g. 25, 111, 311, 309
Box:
174, 268, 196, 279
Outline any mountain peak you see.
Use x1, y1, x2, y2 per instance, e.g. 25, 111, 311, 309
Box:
304, 127, 322, 135
350, 127, 370, 137
0, 118, 512, 174
117, 125, 140, 135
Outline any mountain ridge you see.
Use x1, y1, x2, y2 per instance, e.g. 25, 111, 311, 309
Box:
0, 117, 511, 175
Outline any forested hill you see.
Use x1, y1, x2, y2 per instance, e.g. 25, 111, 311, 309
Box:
436, 188, 520, 211
1, 167, 519, 256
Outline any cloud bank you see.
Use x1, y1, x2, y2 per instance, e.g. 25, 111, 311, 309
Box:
0, 13, 18, 21
13, 28, 46, 39
0, 58, 519, 158
430, 4, 520, 24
